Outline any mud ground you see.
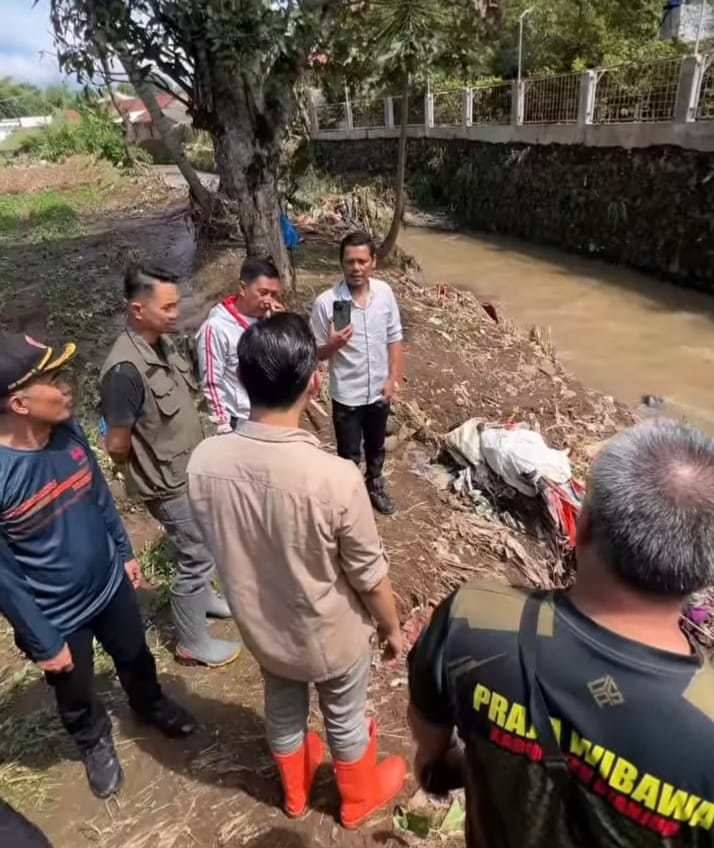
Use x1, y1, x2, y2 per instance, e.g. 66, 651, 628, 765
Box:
0, 161, 630, 847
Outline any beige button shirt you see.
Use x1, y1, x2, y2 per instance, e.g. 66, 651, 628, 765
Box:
187, 421, 389, 682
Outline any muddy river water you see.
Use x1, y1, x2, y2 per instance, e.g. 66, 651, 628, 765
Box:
399, 227, 714, 434
156, 168, 714, 432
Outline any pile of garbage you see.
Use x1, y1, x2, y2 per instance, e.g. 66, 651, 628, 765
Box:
295, 188, 392, 237
442, 418, 584, 580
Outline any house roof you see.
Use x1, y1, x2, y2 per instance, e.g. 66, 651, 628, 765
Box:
132, 101, 189, 125
114, 92, 176, 115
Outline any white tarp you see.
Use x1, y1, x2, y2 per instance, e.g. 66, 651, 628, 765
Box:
445, 420, 572, 497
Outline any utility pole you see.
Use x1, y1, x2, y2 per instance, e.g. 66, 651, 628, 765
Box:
518, 8, 533, 86
694, 0, 709, 54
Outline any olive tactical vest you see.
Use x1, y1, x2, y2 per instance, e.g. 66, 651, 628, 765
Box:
100, 329, 204, 501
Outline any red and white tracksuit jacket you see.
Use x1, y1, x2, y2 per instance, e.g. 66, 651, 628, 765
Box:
195, 296, 256, 433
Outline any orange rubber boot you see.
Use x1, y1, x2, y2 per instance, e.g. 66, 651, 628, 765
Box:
333, 718, 407, 829
272, 731, 324, 817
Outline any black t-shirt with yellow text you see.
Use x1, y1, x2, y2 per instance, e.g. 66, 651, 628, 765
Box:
408, 580, 714, 848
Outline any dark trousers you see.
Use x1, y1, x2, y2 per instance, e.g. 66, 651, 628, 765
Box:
0, 800, 52, 848
332, 400, 390, 483
43, 576, 162, 752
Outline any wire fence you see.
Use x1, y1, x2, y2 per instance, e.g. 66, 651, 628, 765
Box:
522, 72, 580, 124
315, 52, 714, 132
314, 102, 346, 131
432, 89, 463, 126
592, 56, 683, 124
351, 98, 385, 129
393, 94, 426, 126
472, 82, 512, 125
696, 55, 714, 120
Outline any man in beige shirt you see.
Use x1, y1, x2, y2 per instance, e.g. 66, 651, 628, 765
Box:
187, 313, 406, 828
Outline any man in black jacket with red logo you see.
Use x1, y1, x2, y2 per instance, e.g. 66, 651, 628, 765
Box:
408, 420, 714, 848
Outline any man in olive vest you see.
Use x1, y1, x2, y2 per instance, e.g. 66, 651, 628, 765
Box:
100, 264, 241, 668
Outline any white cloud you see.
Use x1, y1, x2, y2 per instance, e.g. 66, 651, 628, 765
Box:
0, 52, 64, 86
0, 0, 68, 86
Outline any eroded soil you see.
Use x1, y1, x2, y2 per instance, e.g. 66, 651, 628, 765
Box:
0, 163, 630, 847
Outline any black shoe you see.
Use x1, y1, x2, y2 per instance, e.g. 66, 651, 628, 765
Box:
141, 695, 197, 738
82, 736, 123, 799
368, 480, 395, 515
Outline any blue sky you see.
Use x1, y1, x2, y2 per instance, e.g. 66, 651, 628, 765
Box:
0, 0, 67, 87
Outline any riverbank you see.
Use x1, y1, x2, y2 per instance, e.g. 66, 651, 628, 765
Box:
399, 226, 714, 434
312, 137, 714, 294
0, 158, 631, 847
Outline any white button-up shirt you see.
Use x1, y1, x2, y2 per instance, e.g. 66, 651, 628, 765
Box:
311, 278, 403, 407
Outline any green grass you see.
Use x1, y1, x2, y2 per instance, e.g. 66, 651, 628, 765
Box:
140, 536, 175, 614
0, 127, 43, 155
0, 184, 110, 245
42, 267, 122, 339
291, 165, 349, 211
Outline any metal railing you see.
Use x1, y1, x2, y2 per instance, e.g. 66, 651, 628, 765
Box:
351, 98, 386, 129
432, 89, 463, 127
314, 52, 714, 134
472, 81, 512, 125
315, 102, 346, 131
697, 55, 714, 120
593, 56, 683, 124
522, 72, 580, 124
393, 94, 426, 126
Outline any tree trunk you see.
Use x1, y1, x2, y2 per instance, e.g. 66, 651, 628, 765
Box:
116, 50, 213, 215
206, 73, 294, 288
91, 35, 134, 165
378, 79, 409, 260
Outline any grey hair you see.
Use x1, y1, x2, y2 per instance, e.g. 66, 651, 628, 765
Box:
588, 419, 714, 596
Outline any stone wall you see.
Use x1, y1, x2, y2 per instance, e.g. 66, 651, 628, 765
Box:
312, 138, 714, 292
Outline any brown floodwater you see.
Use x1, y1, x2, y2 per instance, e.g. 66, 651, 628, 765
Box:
399, 226, 714, 434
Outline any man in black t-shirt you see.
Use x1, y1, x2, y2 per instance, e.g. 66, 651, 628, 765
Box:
408, 419, 714, 848
99, 265, 240, 669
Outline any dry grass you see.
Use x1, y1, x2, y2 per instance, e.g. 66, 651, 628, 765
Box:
0, 156, 117, 195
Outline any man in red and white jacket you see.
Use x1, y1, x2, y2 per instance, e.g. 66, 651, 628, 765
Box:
196, 259, 282, 433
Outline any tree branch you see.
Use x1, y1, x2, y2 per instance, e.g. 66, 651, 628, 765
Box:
117, 45, 213, 213
298, 0, 349, 12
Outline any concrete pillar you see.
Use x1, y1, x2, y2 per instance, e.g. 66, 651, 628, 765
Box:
385, 97, 395, 129
425, 91, 435, 128
675, 54, 706, 123
462, 88, 473, 127
577, 70, 597, 126
344, 87, 354, 132
512, 81, 524, 126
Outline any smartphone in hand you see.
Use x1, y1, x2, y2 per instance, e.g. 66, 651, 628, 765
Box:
333, 300, 352, 332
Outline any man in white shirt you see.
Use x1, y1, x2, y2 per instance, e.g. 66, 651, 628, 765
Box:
196, 258, 282, 433
311, 232, 404, 515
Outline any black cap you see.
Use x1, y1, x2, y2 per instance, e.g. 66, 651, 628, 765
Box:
0, 332, 76, 399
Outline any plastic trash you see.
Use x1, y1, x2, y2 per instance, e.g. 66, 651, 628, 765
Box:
443, 418, 486, 468
280, 210, 302, 249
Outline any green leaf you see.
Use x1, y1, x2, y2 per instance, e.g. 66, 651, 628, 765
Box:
393, 806, 432, 838
440, 797, 466, 835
